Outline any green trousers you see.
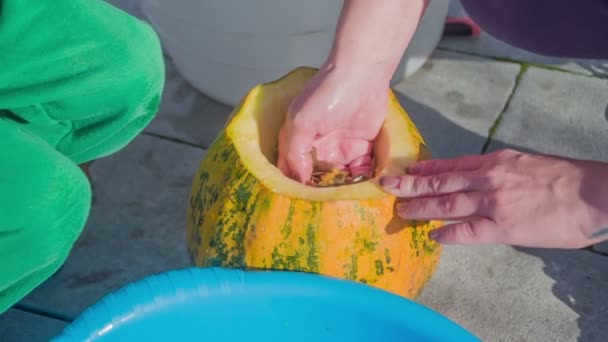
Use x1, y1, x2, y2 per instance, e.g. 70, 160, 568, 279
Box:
0, 0, 165, 314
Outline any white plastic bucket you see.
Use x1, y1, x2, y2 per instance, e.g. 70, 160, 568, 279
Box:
141, 0, 450, 106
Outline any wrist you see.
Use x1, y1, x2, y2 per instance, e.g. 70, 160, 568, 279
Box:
318, 58, 394, 88
321, 0, 428, 87
584, 161, 608, 243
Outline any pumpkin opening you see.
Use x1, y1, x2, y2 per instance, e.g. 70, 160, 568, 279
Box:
309, 146, 377, 187
225, 67, 424, 202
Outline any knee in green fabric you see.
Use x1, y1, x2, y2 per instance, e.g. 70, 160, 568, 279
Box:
104, 19, 166, 120
0, 134, 91, 313
0, 0, 166, 164
16, 164, 90, 271
33, 160, 92, 257
57, 17, 167, 163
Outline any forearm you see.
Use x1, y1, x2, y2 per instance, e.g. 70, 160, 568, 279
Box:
324, 0, 429, 82
587, 162, 608, 244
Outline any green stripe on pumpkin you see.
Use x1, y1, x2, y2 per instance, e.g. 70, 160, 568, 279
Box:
281, 201, 296, 239
305, 201, 321, 273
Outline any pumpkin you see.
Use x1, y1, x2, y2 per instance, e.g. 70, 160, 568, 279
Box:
186, 67, 442, 299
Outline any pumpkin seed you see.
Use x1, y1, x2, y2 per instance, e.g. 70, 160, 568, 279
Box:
309, 152, 377, 187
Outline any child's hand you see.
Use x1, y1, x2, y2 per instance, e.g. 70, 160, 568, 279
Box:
278, 65, 389, 183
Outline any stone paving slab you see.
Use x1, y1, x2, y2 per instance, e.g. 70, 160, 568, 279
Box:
418, 244, 608, 342
442, 1, 608, 78
392, 49, 519, 158
486, 66, 608, 160
593, 243, 608, 255
485, 66, 608, 253
0, 309, 67, 342
106, 0, 144, 19
18, 135, 205, 317
144, 56, 232, 148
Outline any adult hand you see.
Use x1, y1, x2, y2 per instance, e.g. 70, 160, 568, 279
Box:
380, 149, 608, 249
278, 65, 389, 183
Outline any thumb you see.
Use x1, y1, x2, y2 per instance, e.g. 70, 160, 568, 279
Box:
429, 219, 501, 245
278, 123, 315, 183
277, 127, 291, 178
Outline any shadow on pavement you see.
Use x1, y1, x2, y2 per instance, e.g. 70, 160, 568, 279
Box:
514, 246, 608, 342
393, 89, 608, 342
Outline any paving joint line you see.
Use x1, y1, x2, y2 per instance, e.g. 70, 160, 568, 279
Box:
12, 303, 75, 323
142, 131, 208, 150
582, 246, 608, 257
435, 46, 599, 78
480, 63, 528, 154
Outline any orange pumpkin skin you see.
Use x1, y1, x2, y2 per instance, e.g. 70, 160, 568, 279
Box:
186, 67, 442, 299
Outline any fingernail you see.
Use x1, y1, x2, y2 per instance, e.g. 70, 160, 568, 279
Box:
380, 176, 399, 188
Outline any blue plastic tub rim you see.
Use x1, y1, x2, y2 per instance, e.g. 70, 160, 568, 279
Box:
52, 267, 480, 342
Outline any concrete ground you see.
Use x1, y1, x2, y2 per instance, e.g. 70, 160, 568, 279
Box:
1, 1, 607, 341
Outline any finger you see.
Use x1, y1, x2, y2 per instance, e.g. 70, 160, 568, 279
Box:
349, 154, 372, 168
407, 154, 486, 175
395, 192, 490, 220
313, 137, 373, 166
428, 219, 502, 245
277, 128, 292, 178
285, 128, 315, 183
339, 138, 373, 164
380, 173, 487, 198
348, 155, 373, 178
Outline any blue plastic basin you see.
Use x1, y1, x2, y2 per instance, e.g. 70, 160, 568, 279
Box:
53, 268, 479, 341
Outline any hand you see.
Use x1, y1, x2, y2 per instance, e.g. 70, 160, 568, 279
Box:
380, 149, 608, 249
276, 0, 428, 183
278, 64, 389, 183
